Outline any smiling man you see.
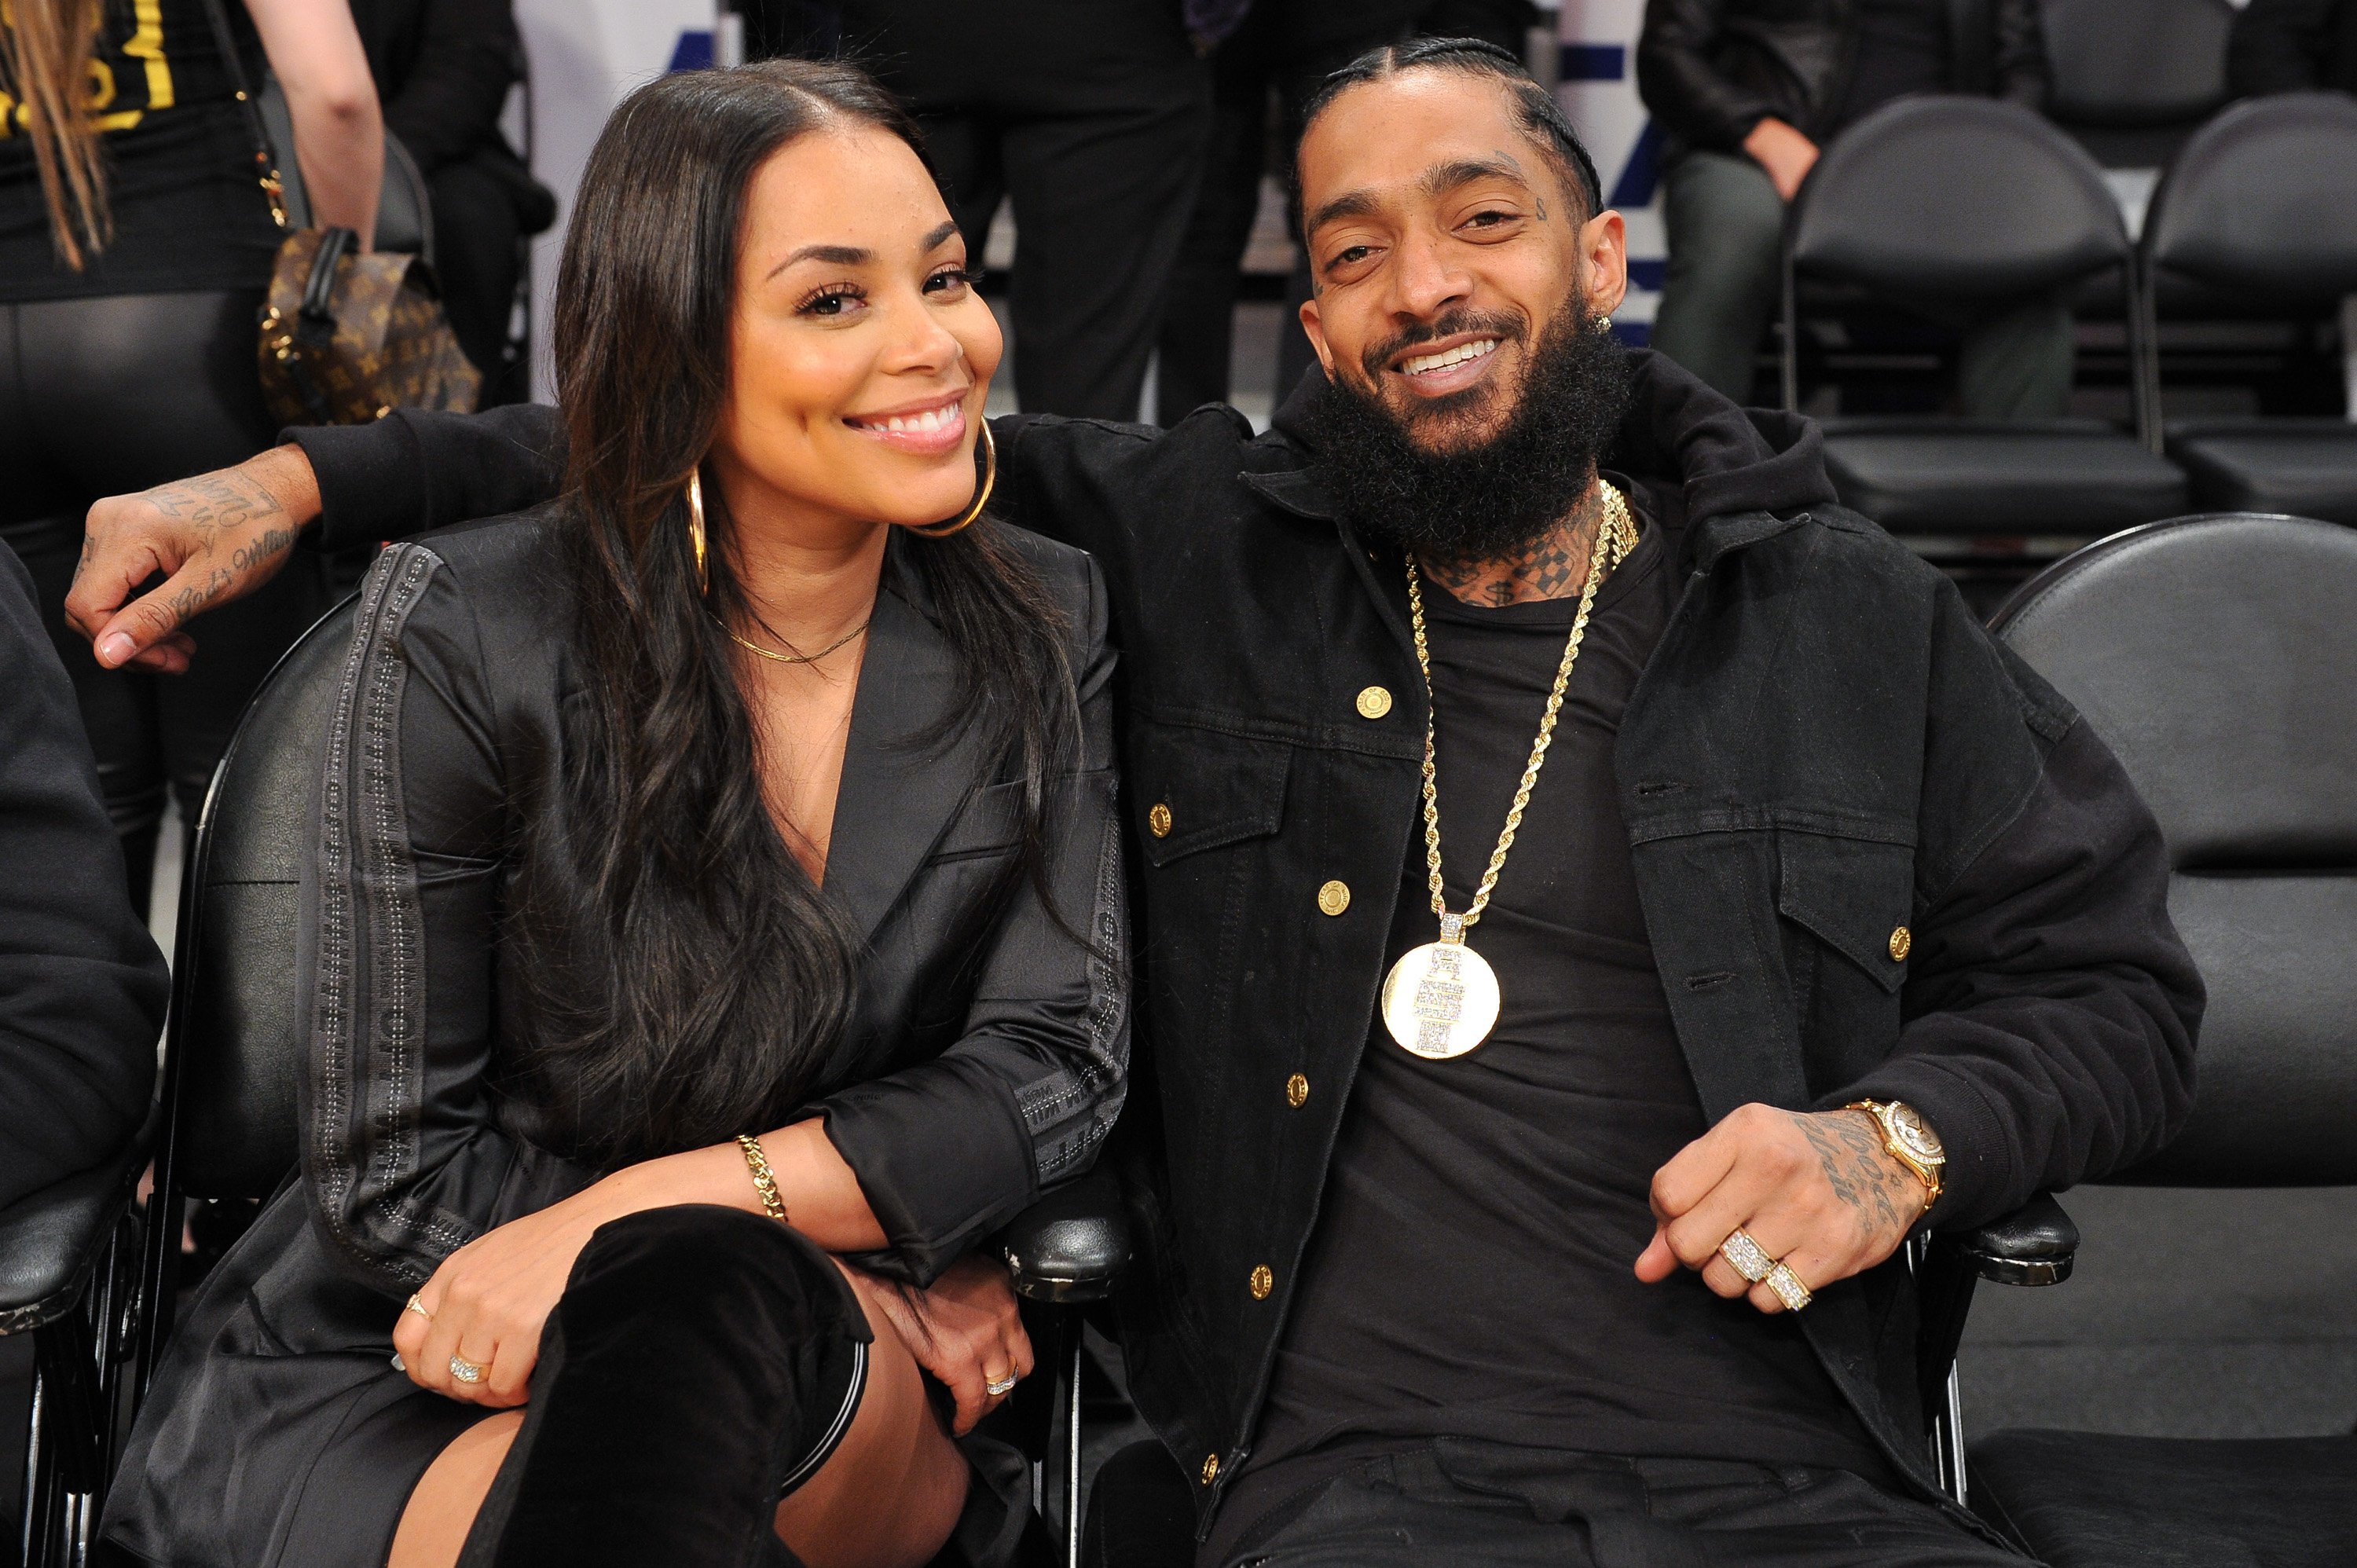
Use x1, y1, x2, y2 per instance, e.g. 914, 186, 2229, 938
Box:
68, 38, 2198, 1567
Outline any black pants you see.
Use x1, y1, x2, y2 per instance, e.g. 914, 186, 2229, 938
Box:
1212, 1443, 2033, 1567
0, 289, 330, 914
852, 0, 1212, 420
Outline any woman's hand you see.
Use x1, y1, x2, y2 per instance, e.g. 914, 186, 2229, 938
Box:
845, 1253, 1034, 1436
390, 1185, 635, 1408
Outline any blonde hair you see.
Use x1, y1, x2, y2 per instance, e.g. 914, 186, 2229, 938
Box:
1, 0, 111, 269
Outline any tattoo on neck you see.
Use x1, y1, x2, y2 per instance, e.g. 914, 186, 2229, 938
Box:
1419, 478, 1605, 607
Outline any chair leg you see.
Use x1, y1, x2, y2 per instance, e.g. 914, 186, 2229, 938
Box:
1064, 1323, 1084, 1568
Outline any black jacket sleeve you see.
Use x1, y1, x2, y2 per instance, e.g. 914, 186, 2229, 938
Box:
819, 554, 1130, 1282
0, 547, 167, 1211
297, 542, 594, 1293
1637, 0, 1780, 153
288, 403, 566, 555
1831, 609, 2202, 1229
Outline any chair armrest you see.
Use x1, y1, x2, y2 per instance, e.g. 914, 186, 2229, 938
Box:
999, 1167, 1130, 1306
0, 1134, 151, 1335
1952, 1192, 2078, 1286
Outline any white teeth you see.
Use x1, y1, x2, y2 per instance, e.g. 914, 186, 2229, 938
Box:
860, 405, 958, 434
1401, 338, 1498, 376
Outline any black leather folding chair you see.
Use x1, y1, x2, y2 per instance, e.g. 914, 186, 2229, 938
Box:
1781, 97, 2187, 545
2140, 95, 2357, 526
1967, 513, 2357, 1566
112, 596, 1127, 1560
2036, 0, 2233, 169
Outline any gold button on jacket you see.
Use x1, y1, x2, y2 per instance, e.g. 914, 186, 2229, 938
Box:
1355, 685, 1393, 719
1200, 1453, 1220, 1486
1148, 802, 1173, 838
1889, 925, 1912, 962
1248, 1265, 1274, 1299
1285, 1072, 1309, 1108
1317, 879, 1351, 916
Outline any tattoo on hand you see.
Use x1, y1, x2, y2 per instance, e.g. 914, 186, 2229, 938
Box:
145, 471, 287, 537
1795, 1111, 1910, 1238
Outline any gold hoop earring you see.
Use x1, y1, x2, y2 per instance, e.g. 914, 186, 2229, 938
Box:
908, 419, 994, 539
687, 467, 709, 595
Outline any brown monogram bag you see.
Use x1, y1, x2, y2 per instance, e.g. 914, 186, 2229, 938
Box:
200, 0, 480, 427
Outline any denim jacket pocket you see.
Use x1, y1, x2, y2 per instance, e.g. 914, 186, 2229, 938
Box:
1776, 829, 1915, 995
1133, 724, 1292, 866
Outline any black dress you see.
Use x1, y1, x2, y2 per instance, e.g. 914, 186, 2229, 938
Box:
98, 509, 1131, 1567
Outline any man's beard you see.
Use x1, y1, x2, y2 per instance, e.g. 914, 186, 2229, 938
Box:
1307, 297, 1633, 572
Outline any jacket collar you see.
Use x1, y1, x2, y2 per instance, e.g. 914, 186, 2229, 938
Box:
821, 529, 988, 943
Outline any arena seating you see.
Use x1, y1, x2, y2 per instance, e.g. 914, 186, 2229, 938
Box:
1781, 97, 2188, 541
2142, 94, 2357, 524
5, 599, 1128, 1568
2038, 0, 2235, 170
1969, 513, 2357, 1564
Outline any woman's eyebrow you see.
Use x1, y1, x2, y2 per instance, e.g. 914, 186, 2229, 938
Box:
922, 220, 960, 251
769, 242, 871, 280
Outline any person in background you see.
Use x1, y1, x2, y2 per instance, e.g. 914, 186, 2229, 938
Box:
1637, 0, 2061, 412
833, 0, 1211, 421
1157, 0, 1538, 419
2230, 0, 2357, 96
351, 0, 555, 404
0, 541, 165, 1218
0, 0, 381, 913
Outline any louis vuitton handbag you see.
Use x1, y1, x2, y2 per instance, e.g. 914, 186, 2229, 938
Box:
199, 0, 479, 426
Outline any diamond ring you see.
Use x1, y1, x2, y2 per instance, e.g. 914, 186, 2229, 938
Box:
449, 1354, 486, 1384
1718, 1228, 1775, 1284
404, 1293, 433, 1322
1764, 1262, 1814, 1313
984, 1374, 1019, 1398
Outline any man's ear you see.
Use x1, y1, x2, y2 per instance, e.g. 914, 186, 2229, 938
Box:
1581, 208, 1629, 322
1299, 296, 1337, 378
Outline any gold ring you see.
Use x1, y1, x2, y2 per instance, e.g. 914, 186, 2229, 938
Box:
1718, 1228, 1775, 1284
1764, 1262, 1814, 1313
405, 1293, 433, 1322
449, 1354, 485, 1384
985, 1374, 1018, 1398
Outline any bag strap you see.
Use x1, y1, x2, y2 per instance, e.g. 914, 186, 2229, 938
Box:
194, 0, 289, 230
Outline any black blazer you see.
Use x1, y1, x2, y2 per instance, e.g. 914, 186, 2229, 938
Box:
101, 508, 1127, 1567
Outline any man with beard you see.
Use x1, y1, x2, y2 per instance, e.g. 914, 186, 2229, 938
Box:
69, 39, 2197, 1566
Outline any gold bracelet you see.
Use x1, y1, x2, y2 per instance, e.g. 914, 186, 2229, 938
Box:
736, 1134, 789, 1225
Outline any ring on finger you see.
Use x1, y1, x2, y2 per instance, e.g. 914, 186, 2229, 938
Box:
1763, 1261, 1814, 1313
984, 1372, 1019, 1398
404, 1293, 433, 1323
449, 1354, 486, 1384
1718, 1227, 1776, 1284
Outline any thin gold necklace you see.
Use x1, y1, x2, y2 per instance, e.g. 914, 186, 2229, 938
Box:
714, 612, 870, 665
1377, 480, 1639, 1061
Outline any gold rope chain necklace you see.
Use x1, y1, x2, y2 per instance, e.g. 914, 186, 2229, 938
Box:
715, 613, 871, 666
1378, 479, 1640, 1061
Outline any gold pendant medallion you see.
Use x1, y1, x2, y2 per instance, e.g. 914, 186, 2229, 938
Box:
1380, 915, 1501, 1060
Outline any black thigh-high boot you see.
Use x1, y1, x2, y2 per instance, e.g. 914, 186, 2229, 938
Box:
456, 1204, 874, 1568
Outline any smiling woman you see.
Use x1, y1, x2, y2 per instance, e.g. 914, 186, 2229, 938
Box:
96, 59, 1130, 1568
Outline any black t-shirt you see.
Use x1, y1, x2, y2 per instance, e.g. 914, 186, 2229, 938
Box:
1827, 0, 1950, 135
0, 0, 280, 302
1211, 485, 1886, 1562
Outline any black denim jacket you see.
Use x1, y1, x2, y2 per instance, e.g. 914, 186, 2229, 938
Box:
292, 350, 2201, 1536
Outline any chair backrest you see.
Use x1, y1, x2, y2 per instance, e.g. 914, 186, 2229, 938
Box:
1788, 97, 2131, 303
165, 598, 359, 1199
2040, 0, 2232, 130
1991, 515, 2357, 1185
2141, 92, 2357, 308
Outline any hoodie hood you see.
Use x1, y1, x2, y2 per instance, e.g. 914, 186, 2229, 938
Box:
1262, 347, 1838, 539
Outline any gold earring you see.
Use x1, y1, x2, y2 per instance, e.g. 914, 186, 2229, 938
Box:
1594, 313, 1615, 334
908, 419, 995, 540
687, 467, 709, 595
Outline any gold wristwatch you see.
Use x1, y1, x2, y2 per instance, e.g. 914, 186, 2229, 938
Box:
1845, 1100, 1946, 1213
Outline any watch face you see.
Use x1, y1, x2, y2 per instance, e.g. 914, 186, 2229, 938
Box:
1889, 1103, 1945, 1163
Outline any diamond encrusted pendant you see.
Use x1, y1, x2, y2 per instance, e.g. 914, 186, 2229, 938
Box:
1380, 913, 1501, 1060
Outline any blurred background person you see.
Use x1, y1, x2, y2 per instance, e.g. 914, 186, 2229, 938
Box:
0, 0, 381, 913
831, 0, 1212, 420
2230, 0, 2357, 97
1637, 0, 2061, 412
353, 0, 556, 405
1156, 0, 1538, 418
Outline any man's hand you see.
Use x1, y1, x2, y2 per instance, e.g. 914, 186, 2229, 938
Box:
1741, 116, 1820, 202
66, 443, 324, 672
1635, 1103, 1926, 1314
845, 1253, 1034, 1436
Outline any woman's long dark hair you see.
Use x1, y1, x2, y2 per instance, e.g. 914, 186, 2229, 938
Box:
508, 60, 1074, 1171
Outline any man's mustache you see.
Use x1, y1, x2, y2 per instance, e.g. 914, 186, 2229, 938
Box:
1358, 310, 1528, 384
